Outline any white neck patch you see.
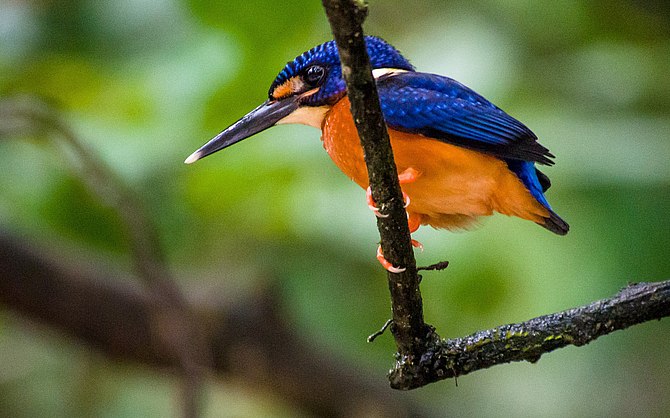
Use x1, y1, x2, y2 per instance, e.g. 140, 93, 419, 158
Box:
372, 68, 410, 78
275, 105, 330, 129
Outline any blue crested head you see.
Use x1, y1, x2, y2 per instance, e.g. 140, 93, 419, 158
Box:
268, 36, 414, 106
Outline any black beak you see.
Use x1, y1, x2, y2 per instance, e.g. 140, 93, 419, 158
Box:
185, 97, 300, 164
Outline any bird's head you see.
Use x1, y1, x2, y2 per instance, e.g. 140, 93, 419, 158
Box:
185, 36, 413, 163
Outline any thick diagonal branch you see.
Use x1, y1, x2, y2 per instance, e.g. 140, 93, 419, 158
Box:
322, 0, 431, 359
0, 234, 430, 418
389, 280, 670, 389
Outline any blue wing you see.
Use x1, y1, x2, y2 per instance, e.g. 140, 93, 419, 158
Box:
376, 72, 554, 165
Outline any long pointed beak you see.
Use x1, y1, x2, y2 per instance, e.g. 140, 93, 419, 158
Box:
185, 97, 300, 164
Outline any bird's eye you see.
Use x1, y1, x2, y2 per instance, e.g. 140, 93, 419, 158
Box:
304, 65, 326, 86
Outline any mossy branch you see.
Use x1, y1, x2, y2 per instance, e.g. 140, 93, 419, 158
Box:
390, 280, 670, 389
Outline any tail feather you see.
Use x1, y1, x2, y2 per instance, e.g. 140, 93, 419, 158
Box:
541, 209, 569, 235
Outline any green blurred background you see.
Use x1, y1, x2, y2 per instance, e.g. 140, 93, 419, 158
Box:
1, 0, 669, 417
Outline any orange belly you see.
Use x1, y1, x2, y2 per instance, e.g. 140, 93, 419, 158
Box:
321, 97, 550, 231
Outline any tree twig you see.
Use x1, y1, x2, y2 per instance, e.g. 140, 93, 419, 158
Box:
321, 0, 431, 361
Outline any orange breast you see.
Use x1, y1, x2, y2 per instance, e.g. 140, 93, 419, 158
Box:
321, 97, 550, 231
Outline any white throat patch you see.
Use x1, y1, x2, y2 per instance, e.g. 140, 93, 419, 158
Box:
276, 105, 329, 129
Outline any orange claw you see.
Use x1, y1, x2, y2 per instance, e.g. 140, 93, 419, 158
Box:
366, 167, 418, 217
377, 239, 423, 272
377, 245, 405, 273
367, 187, 410, 216
367, 186, 389, 218
398, 167, 418, 209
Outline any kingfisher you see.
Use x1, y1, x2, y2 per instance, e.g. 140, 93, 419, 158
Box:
185, 36, 569, 272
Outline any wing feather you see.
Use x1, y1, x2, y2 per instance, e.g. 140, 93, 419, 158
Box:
376, 72, 554, 165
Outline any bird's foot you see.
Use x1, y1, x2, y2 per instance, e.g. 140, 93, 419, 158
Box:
366, 186, 389, 218
377, 245, 405, 273
376, 239, 423, 273
366, 167, 418, 217
408, 212, 421, 234
367, 187, 410, 217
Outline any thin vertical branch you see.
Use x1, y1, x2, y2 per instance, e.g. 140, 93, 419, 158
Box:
321, 0, 432, 359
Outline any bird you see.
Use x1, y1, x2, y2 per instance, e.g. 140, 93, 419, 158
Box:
185, 36, 568, 272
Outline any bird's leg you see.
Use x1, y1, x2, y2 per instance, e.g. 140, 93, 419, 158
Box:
372, 168, 423, 272
397, 167, 419, 185
407, 212, 423, 251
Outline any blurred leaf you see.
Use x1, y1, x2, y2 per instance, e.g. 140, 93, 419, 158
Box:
13, 54, 104, 110
186, 0, 322, 42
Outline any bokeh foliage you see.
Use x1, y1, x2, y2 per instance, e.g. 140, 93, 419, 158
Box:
1, 0, 669, 417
